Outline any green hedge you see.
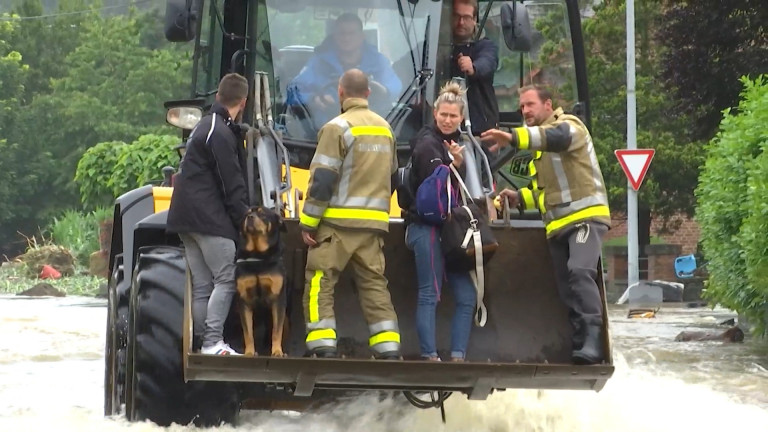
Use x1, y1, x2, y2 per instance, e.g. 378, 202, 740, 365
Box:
695, 75, 768, 334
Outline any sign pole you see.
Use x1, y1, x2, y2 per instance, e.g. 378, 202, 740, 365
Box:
626, 0, 639, 288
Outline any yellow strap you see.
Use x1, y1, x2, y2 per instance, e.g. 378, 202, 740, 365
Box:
350, 125, 393, 138
369, 331, 401, 346
538, 190, 546, 212
514, 127, 530, 150
300, 212, 321, 228
545, 205, 610, 235
323, 207, 390, 223
308, 270, 323, 322
520, 188, 536, 210
306, 328, 337, 342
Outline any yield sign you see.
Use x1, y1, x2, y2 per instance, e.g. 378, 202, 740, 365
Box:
615, 149, 655, 191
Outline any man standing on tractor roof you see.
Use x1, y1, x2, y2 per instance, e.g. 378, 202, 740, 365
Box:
451, 0, 499, 136
299, 68, 401, 360
167, 73, 250, 356
481, 85, 611, 365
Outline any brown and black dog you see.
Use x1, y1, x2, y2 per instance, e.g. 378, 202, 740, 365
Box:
236, 206, 288, 357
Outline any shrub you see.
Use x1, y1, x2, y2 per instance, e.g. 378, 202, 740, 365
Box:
49, 207, 111, 266
695, 75, 768, 334
75, 134, 179, 209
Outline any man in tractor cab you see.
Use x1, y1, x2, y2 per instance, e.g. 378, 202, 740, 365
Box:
451, 0, 499, 136
167, 73, 250, 356
286, 12, 402, 131
481, 85, 611, 365
299, 69, 401, 360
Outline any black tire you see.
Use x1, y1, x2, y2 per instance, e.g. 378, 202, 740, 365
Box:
125, 246, 240, 427
104, 254, 130, 416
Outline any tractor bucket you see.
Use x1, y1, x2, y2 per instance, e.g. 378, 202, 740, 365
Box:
184, 218, 614, 398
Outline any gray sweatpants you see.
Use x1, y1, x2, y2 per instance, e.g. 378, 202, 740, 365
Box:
179, 233, 237, 348
547, 221, 608, 329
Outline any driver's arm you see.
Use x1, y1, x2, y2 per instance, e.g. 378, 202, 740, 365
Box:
286, 55, 325, 106
373, 53, 403, 99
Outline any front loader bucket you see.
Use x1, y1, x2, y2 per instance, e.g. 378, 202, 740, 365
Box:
184, 218, 613, 398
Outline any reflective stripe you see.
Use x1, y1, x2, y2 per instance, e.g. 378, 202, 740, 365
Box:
312, 154, 342, 170
550, 153, 572, 203
369, 320, 399, 335
302, 202, 326, 218
586, 133, 605, 190
308, 270, 323, 322
323, 208, 390, 223
545, 205, 610, 235
329, 117, 354, 149
527, 126, 542, 150
370, 341, 401, 355
515, 127, 530, 150
335, 138, 355, 202
520, 188, 536, 210
543, 194, 610, 222
300, 212, 321, 229
306, 328, 337, 342
350, 125, 393, 138
306, 327, 337, 350
306, 338, 337, 350
369, 331, 401, 346
329, 196, 390, 211
306, 318, 336, 331
538, 190, 546, 212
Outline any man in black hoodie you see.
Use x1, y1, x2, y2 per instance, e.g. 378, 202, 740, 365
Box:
451, 0, 499, 136
167, 73, 250, 356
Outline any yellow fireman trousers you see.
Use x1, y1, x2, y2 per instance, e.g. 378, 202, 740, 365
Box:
303, 224, 400, 356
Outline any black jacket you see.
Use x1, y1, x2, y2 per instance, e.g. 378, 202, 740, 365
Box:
451, 37, 499, 135
403, 124, 466, 224
167, 103, 249, 242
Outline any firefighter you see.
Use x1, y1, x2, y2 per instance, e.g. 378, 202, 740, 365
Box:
299, 68, 401, 360
481, 85, 611, 365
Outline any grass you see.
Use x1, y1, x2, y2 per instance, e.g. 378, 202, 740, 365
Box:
0, 262, 103, 297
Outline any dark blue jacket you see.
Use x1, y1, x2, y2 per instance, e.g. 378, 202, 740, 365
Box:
286, 40, 402, 124
451, 37, 499, 135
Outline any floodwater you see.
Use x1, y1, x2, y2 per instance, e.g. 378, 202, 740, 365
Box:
1, 295, 767, 432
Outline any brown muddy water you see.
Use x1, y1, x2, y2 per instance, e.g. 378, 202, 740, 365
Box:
0, 296, 766, 432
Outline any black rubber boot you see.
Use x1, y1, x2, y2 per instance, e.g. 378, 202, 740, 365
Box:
376, 351, 402, 360
309, 348, 338, 359
571, 323, 604, 365
570, 314, 586, 351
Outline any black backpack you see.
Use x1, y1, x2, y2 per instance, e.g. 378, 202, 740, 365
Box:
394, 157, 416, 211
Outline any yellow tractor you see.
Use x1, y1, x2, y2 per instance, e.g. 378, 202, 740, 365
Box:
103, 0, 613, 426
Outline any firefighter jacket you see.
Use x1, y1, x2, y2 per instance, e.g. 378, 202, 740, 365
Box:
299, 98, 397, 233
512, 108, 611, 237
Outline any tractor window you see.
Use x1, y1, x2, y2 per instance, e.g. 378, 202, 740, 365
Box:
480, 0, 578, 130
194, 0, 225, 98
260, 0, 442, 143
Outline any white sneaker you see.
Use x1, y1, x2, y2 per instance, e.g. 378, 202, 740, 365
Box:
201, 341, 242, 356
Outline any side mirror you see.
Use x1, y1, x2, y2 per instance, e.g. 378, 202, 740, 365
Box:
164, 0, 200, 42
500, 1, 533, 52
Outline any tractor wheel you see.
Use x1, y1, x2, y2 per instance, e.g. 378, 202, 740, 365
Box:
125, 246, 240, 426
104, 254, 130, 416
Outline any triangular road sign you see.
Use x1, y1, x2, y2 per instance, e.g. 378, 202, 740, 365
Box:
615, 149, 655, 191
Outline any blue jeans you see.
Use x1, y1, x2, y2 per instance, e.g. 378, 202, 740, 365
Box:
405, 222, 476, 359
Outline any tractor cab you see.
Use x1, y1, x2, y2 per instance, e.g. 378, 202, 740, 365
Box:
104, 0, 613, 427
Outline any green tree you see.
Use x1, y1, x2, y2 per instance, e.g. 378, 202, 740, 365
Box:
658, 0, 768, 141
582, 0, 702, 241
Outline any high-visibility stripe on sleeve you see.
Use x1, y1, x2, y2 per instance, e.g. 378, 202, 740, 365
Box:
300, 212, 321, 229
514, 127, 530, 150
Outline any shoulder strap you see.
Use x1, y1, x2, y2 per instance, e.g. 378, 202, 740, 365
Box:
459, 205, 487, 327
